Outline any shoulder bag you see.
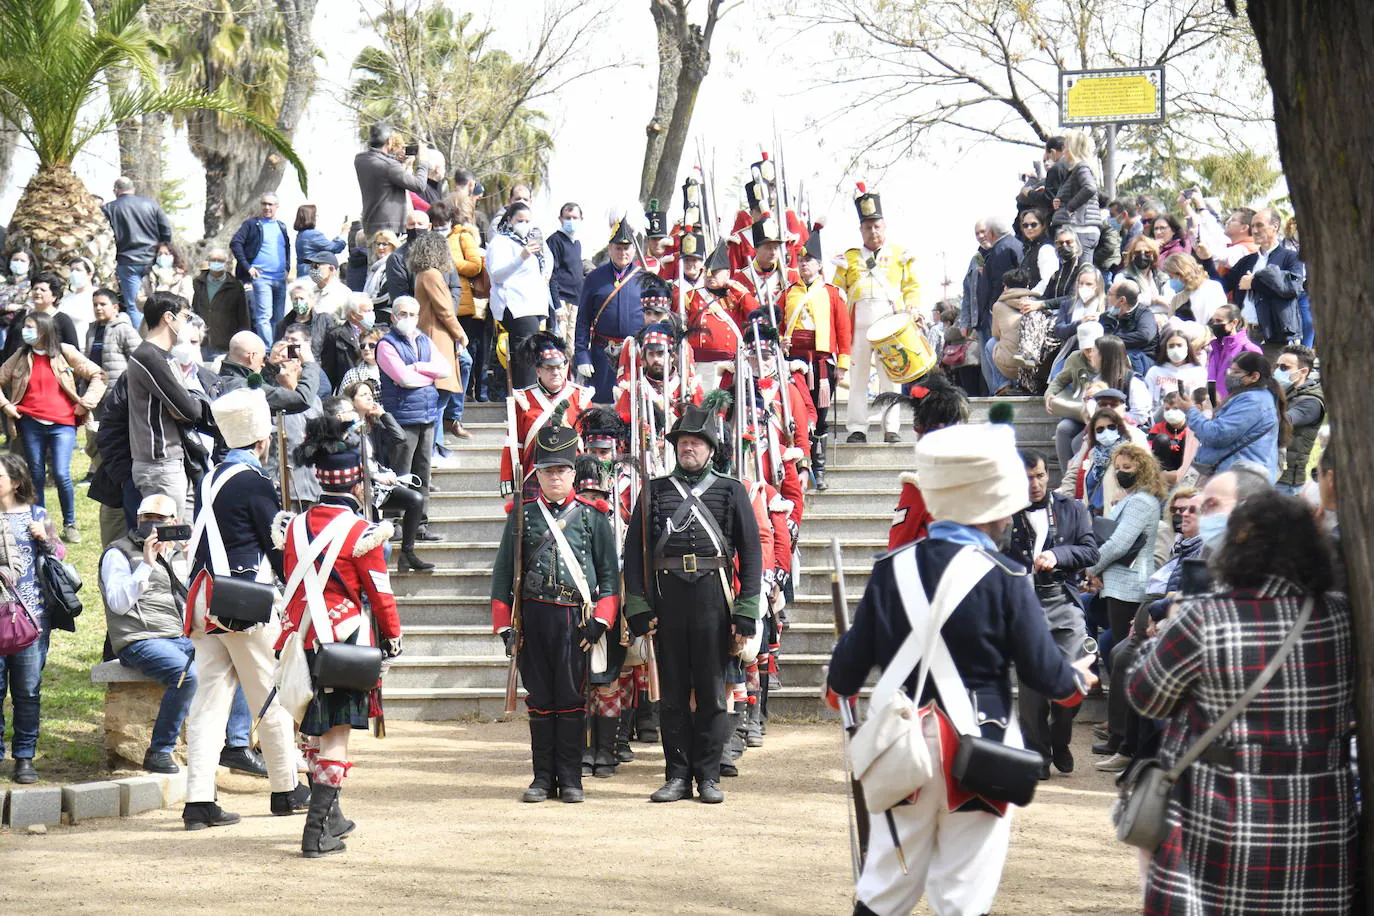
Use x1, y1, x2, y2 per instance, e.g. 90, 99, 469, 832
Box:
0, 573, 39, 656
186, 464, 276, 629
848, 546, 994, 812
1092, 514, 1149, 568
1115, 595, 1316, 851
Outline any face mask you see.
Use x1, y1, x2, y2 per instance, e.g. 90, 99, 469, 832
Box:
135, 520, 157, 542
406, 228, 419, 241
1167, 344, 1188, 364
1225, 371, 1246, 391
1115, 469, 1138, 489
1198, 512, 1227, 551
1096, 428, 1120, 448
393, 316, 418, 336
1163, 408, 1186, 427
292, 297, 310, 315
561, 219, 579, 235
9, 260, 27, 277
511, 222, 530, 237
359, 312, 376, 329
68, 270, 88, 291
1132, 253, 1153, 270
1057, 244, 1076, 260
208, 260, 227, 274
309, 267, 326, 285
1109, 217, 1121, 231
21, 327, 38, 346
171, 343, 201, 366
1077, 287, 1096, 303
1167, 277, 1184, 292
1273, 367, 1292, 388
1208, 321, 1231, 339
156, 254, 174, 270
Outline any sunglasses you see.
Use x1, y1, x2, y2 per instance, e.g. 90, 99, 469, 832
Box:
1173, 506, 1198, 515
361, 343, 377, 350
1093, 425, 1116, 434
1021, 221, 1041, 228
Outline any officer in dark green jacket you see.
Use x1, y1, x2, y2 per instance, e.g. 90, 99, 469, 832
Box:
623, 405, 763, 805
491, 422, 619, 804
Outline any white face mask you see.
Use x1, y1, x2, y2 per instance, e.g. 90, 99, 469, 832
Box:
1166, 344, 1188, 364
1163, 408, 1186, 427
156, 254, 175, 270
511, 221, 531, 237
9, 260, 28, 277
170, 343, 201, 367
393, 316, 418, 337
1077, 287, 1097, 303
67, 270, 88, 291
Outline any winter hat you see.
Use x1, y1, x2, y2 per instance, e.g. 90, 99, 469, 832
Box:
914, 423, 1028, 525
1077, 320, 1105, 351
211, 386, 272, 449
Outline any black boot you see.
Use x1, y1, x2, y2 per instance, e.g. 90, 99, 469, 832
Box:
811, 433, 829, 490
634, 693, 659, 743
720, 709, 744, 776
523, 712, 557, 802
555, 713, 586, 802
398, 549, 435, 572
301, 784, 346, 858
593, 715, 619, 778
328, 788, 356, 839
615, 709, 636, 763
270, 781, 311, 815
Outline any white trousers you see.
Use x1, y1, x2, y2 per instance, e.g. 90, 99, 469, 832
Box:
845, 298, 900, 435
185, 609, 298, 801
855, 774, 1013, 916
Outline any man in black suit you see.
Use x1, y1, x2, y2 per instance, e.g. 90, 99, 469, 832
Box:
1221, 207, 1305, 345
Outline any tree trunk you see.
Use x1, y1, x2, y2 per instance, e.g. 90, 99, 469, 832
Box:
0, 119, 18, 199
639, 0, 685, 202
202, 150, 231, 242
648, 33, 708, 206
1245, 0, 1374, 894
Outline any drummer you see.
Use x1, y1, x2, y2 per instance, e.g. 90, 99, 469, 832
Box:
833, 183, 922, 444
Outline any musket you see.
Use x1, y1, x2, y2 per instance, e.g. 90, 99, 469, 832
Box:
503, 396, 525, 715
734, 345, 746, 476
750, 327, 783, 484
359, 431, 386, 738
830, 537, 870, 881
639, 366, 661, 703
276, 411, 291, 507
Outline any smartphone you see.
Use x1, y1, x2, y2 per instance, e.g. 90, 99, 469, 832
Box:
1177, 380, 1186, 398
404, 143, 419, 157
1179, 558, 1210, 596
1206, 379, 1218, 408
156, 524, 192, 542
286, 343, 301, 360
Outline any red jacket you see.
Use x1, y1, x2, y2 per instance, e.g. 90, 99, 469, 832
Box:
499, 381, 594, 487
888, 473, 933, 550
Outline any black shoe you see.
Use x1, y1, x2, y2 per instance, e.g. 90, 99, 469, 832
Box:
813, 469, 828, 491
650, 777, 692, 802
301, 785, 346, 858
697, 780, 724, 804
522, 785, 551, 803
592, 715, 618, 778
415, 528, 443, 542
398, 549, 435, 572
883, 432, 902, 444
183, 801, 241, 830
615, 742, 635, 764
719, 761, 738, 778
271, 782, 311, 815
12, 758, 37, 784
561, 786, 585, 804
1053, 746, 1075, 774
219, 746, 268, 778
1039, 761, 1051, 781
142, 749, 179, 774
1091, 738, 1121, 756
845, 431, 867, 444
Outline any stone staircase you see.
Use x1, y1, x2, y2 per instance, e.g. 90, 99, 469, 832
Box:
382, 396, 1061, 720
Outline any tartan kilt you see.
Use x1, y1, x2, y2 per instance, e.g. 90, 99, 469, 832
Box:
1144, 762, 1357, 914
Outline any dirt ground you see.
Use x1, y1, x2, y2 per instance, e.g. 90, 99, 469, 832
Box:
1, 720, 1140, 915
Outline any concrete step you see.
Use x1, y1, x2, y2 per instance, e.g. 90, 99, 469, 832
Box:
425, 492, 512, 519
385, 655, 511, 690
390, 541, 501, 568
438, 422, 506, 447
797, 537, 889, 566
402, 624, 503, 656
453, 401, 508, 422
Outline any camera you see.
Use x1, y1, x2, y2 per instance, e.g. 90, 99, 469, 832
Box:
286, 343, 301, 360
404, 143, 419, 157
156, 524, 192, 543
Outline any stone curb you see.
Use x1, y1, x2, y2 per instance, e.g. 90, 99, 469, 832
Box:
2, 769, 187, 832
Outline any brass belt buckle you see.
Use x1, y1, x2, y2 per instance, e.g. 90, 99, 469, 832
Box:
682, 554, 698, 573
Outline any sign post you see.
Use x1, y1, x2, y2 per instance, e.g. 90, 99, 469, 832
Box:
1058, 66, 1166, 202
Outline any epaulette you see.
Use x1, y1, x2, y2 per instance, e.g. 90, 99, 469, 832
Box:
353, 520, 394, 556
513, 388, 530, 411
270, 510, 295, 551
768, 495, 794, 514
781, 446, 804, 463
575, 494, 607, 511
899, 471, 920, 488
725, 279, 750, 295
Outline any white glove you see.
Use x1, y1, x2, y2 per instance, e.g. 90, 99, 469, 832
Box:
577, 363, 594, 378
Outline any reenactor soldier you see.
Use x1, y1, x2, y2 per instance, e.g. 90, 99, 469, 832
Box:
685, 241, 758, 386
622, 405, 763, 805
491, 419, 621, 804
834, 183, 922, 443
731, 213, 799, 314
500, 332, 594, 496
575, 216, 646, 403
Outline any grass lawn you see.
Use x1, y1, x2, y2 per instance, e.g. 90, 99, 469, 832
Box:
4, 446, 112, 781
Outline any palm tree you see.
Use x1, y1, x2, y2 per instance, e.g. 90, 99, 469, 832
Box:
0, 0, 305, 275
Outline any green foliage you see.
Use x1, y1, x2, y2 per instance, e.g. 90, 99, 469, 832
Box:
0, 0, 305, 188
1192, 149, 1282, 207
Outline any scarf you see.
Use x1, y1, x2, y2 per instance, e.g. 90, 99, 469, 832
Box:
502, 225, 544, 272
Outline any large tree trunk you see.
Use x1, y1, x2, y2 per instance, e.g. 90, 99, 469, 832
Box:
638, 0, 723, 205
1244, 0, 1374, 893
0, 119, 18, 199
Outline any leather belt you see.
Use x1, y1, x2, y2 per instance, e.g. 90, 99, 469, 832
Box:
653, 554, 727, 572
1199, 739, 1351, 775
525, 584, 579, 604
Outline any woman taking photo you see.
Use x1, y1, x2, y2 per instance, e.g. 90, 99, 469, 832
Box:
1084, 442, 1165, 767
0, 312, 107, 542
1143, 329, 1207, 411
1128, 491, 1355, 914
1150, 214, 1191, 262
1161, 253, 1224, 325
293, 204, 348, 279
487, 202, 552, 390
0, 452, 64, 784
1187, 350, 1286, 481
1122, 236, 1171, 314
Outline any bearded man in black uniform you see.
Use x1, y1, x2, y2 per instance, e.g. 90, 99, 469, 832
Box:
622, 405, 763, 804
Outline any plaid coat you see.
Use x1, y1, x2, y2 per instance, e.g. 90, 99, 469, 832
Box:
1127, 577, 1356, 915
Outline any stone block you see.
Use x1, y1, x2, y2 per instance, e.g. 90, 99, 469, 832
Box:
102, 680, 168, 769
158, 769, 187, 806
114, 776, 165, 817
61, 781, 121, 824
6, 786, 62, 828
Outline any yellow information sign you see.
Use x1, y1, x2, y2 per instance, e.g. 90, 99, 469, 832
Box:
1059, 67, 1165, 126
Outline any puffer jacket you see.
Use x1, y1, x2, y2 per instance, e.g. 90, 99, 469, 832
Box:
0, 342, 108, 426
84, 313, 141, 385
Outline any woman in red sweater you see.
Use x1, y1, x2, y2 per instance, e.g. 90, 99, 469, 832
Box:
0, 312, 106, 541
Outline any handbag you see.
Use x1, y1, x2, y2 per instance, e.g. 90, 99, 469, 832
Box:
940, 339, 969, 368
469, 265, 492, 300
0, 575, 39, 657
952, 732, 1045, 807
849, 547, 994, 812
312, 641, 386, 693
1115, 595, 1316, 851
186, 464, 276, 629
1092, 515, 1149, 568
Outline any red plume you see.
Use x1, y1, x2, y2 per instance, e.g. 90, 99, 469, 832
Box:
761, 151, 770, 160
856, 181, 867, 194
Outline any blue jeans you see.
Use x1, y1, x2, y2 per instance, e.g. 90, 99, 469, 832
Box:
451, 344, 472, 423
433, 390, 455, 456
1298, 292, 1315, 348
981, 336, 1012, 394
249, 275, 286, 343
0, 629, 51, 758
117, 638, 252, 752
115, 261, 148, 329
18, 417, 76, 526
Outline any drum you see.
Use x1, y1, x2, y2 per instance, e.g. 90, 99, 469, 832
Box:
866, 312, 936, 384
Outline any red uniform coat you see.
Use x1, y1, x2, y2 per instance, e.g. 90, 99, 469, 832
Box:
273, 503, 401, 650
888, 473, 933, 550
731, 262, 800, 313
613, 373, 704, 427
499, 381, 594, 487
684, 284, 756, 363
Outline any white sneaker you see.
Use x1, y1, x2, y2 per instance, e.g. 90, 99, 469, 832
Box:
1094, 753, 1132, 773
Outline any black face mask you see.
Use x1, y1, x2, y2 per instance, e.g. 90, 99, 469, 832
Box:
134, 520, 157, 543
1172, 514, 1184, 534
405, 228, 419, 241
1057, 245, 1076, 260
1132, 253, 1153, 270
1209, 321, 1232, 339
705, 284, 728, 298
1116, 469, 1138, 490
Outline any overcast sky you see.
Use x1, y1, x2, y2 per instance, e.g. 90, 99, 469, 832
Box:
2, 0, 1273, 304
